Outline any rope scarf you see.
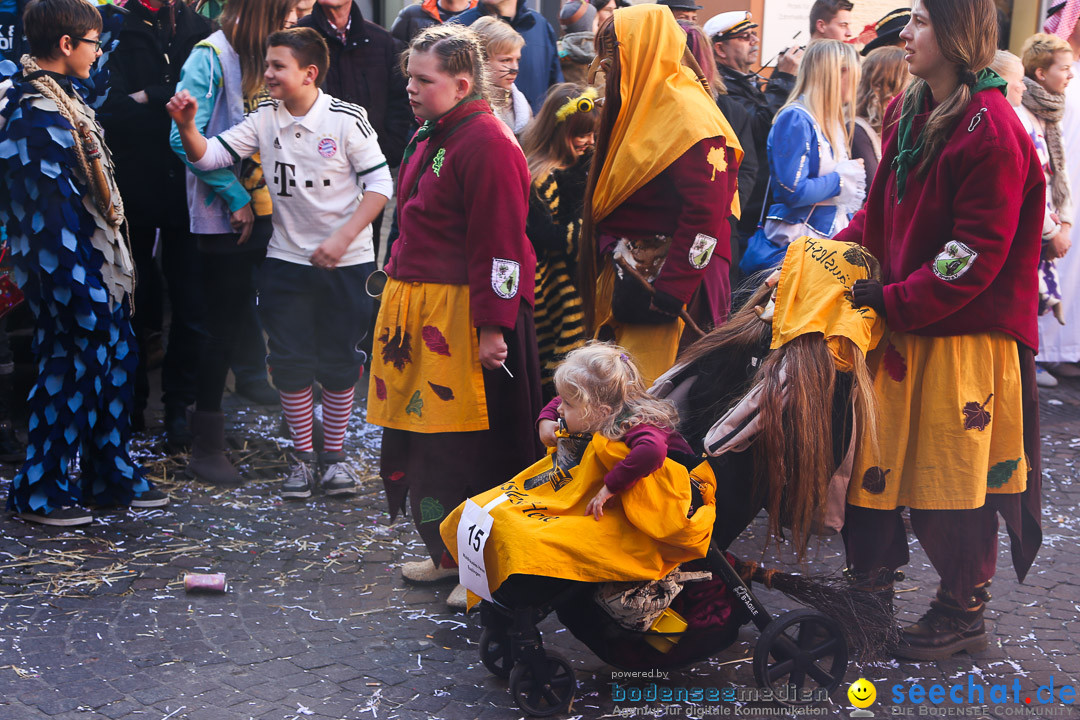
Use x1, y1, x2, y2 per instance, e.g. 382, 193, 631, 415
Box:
892, 68, 1007, 202
1021, 75, 1072, 218
19, 55, 126, 228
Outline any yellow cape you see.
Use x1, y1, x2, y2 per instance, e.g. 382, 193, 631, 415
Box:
591, 4, 743, 223
439, 434, 716, 603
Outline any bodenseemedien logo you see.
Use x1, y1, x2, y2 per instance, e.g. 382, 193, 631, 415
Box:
848, 678, 877, 717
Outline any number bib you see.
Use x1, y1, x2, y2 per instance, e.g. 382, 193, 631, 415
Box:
456, 494, 508, 601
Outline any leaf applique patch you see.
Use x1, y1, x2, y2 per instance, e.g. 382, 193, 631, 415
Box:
428, 382, 455, 401
422, 325, 451, 356
861, 466, 890, 494
374, 376, 387, 401
405, 389, 423, 417
987, 458, 1020, 488
962, 394, 993, 432
378, 327, 412, 371
883, 341, 907, 382
419, 496, 444, 524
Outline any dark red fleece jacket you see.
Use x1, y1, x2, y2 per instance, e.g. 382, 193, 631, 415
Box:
597, 136, 740, 305
386, 99, 536, 330
834, 88, 1044, 350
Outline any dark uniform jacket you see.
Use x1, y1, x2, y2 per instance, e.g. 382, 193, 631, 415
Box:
99, 0, 209, 228
390, 0, 477, 44
299, 2, 412, 168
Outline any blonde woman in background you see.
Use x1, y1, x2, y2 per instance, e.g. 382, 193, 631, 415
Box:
991, 50, 1027, 107
741, 40, 865, 274
473, 15, 532, 134
852, 46, 911, 198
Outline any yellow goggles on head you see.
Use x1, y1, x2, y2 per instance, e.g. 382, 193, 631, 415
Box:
556, 88, 599, 123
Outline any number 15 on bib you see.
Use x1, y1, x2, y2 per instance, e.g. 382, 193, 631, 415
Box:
456, 495, 507, 601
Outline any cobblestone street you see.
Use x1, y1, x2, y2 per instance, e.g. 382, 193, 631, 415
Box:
1, 374, 1078, 720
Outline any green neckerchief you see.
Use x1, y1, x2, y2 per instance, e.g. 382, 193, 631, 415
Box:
892, 68, 1007, 202
399, 93, 483, 168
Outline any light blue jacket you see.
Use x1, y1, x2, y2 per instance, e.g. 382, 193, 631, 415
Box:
169, 31, 250, 234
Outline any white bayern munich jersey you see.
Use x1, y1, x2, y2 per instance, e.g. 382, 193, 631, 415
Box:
194, 89, 393, 267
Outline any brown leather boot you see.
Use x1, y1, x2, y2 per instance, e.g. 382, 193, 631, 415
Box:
894, 586, 987, 661
187, 410, 242, 486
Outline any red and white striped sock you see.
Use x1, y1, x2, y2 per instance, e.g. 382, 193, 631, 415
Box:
279, 387, 314, 453
321, 387, 354, 453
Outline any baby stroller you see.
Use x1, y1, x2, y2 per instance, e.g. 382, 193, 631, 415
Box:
473, 433, 851, 716
454, 241, 890, 716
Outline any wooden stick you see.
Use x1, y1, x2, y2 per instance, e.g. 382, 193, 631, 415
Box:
612, 254, 706, 338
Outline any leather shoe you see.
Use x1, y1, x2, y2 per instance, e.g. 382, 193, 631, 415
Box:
894, 588, 987, 661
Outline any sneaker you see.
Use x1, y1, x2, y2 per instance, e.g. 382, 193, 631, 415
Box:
282, 452, 315, 499
401, 557, 459, 584
131, 488, 170, 508
319, 451, 359, 496
17, 506, 93, 527
1035, 365, 1059, 387
446, 583, 469, 610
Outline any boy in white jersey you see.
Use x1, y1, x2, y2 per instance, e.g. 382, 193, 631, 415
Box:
168, 27, 392, 499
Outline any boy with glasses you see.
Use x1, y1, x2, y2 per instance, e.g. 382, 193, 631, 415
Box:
0, 0, 168, 526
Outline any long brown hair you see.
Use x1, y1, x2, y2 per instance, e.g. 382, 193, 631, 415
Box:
220, 0, 300, 98
678, 282, 879, 558
579, 16, 620, 333
520, 83, 598, 183
856, 46, 911, 135
903, 0, 998, 179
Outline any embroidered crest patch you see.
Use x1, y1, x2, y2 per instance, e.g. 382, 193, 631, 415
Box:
491, 258, 520, 299
689, 233, 718, 269
932, 240, 978, 281
317, 137, 338, 158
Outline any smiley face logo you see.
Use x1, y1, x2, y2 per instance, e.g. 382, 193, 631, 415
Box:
848, 678, 877, 708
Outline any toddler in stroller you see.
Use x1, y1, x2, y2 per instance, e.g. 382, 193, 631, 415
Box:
440, 238, 891, 716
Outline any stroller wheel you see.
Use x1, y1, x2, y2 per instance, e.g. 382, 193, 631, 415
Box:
509, 651, 576, 717
479, 627, 513, 679
753, 608, 848, 701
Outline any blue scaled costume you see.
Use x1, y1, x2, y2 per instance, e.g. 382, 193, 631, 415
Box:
0, 54, 152, 513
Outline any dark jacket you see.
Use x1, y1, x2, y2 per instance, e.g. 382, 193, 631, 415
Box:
390, 0, 477, 44
0, 0, 27, 64
717, 64, 795, 241
99, 0, 209, 228
453, 0, 563, 112
299, 2, 412, 168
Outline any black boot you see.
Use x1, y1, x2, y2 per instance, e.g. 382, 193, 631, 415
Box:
0, 373, 24, 463
163, 404, 193, 453
894, 586, 987, 661
846, 567, 903, 613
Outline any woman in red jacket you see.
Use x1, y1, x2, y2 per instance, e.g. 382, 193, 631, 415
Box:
366, 24, 543, 608
844, 0, 1044, 660
579, 4, 742, 385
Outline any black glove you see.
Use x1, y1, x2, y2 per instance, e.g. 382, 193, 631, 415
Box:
650, 289, 684, 318
851, 279, 886, 317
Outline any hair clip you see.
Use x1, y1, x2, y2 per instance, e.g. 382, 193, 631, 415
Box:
619, 352, 630, 363
556, 88, 599, 123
